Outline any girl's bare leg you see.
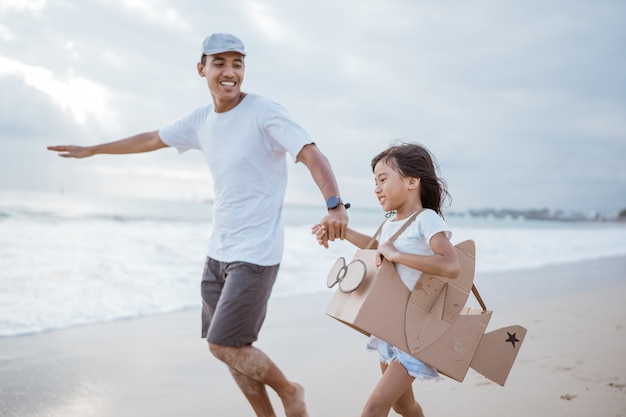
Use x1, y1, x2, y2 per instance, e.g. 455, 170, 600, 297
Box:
391, 383, 424, 417
361, 361, 424, 417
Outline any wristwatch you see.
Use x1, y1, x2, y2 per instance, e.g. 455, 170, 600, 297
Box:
326, 196, 350, 211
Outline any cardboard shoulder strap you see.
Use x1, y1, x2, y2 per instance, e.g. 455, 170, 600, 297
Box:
472, 285, 487, 312
364, 211, 489, 312
364, 209, 425, 250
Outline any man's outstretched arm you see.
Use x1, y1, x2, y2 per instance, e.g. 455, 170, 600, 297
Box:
47, 130, 168, 158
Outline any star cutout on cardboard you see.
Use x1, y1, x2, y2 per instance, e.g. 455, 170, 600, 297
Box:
506, 332, 520, 348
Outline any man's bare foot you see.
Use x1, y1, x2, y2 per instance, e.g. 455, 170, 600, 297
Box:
282, 382, 308, 417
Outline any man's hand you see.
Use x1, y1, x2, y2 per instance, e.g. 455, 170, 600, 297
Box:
319, 205, 348, 242
295, 143, 350, 245
311, 205, 348, 249
47, 145, 92, 158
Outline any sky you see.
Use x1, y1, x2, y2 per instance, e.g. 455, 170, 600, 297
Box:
1, 0, 625, 213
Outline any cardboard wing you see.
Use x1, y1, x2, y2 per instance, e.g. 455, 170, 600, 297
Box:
405, 240, 477, 354
411, 306, 492, 382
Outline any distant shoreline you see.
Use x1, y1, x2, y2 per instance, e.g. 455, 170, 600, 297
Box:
2, 187, 623, 222
448, 208, 626, 222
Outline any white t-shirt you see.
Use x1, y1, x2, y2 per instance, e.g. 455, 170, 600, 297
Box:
379, 209, 452, 290
158, 93, 313, 265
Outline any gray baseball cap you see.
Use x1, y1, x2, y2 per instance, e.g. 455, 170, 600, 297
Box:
201, 33, 246, 56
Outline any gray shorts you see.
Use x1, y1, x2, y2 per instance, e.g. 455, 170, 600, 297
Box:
200, 257, 279, 347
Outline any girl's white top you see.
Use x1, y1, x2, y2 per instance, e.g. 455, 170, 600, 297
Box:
379, 209, 452, 290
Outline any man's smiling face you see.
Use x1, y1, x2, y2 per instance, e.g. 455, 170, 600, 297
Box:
198, 51, 245, 112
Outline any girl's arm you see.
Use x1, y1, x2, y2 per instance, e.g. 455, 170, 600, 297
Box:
311, 225, 378, 249
377, 232, 460, 278
345, 227, 378, 249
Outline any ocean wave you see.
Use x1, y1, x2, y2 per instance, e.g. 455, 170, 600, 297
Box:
1, 190, 625, 338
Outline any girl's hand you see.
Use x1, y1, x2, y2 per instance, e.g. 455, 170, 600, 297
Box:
311, 224, 329, 248
376, 241, 399, 266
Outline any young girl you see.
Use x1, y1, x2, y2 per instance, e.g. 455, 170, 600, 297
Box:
313, 142, 461, 417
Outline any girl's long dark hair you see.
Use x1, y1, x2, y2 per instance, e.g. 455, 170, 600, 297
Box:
371, 142, 451, 216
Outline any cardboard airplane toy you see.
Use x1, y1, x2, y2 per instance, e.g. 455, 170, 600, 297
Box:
325, 239, 527, 386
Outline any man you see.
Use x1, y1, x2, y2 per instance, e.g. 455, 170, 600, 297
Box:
48, 33, 349, 417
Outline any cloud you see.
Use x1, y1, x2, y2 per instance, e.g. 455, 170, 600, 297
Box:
0, 75, 75, 137
0, 0, 46, 12
112, 0, 191, 31
0, 24, 14, 40
245, 1, 289, 42
0, 56, 118, 125
0, 0, 625, 211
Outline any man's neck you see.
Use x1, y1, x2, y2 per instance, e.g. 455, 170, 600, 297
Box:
213, 92, 247, 113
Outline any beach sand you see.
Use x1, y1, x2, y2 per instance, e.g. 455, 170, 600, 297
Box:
1, 256, 625, 417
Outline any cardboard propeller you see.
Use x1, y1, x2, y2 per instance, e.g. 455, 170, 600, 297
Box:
327, 257, 367, 293
325, 239, 527, 385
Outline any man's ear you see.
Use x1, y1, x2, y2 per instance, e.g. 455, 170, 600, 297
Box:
197, 62, 206, 77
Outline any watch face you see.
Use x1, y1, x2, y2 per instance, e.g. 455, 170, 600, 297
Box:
327, 196, 341, 209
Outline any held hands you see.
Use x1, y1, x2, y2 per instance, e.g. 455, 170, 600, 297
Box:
311, 224, 329, 248
47, 145, 92, 158
311, 206, 348, 249
311, 221, 398, 266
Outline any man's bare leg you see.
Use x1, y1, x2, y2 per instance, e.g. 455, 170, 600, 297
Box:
210, 343, 308, 417
228, 366, 276, 417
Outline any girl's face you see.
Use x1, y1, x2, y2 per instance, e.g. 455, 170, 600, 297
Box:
373, 159, 417, 213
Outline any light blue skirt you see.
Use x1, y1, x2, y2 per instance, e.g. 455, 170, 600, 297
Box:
366, 336, 443, 381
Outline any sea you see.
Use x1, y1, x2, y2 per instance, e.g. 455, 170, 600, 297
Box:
1, 188, 626, 338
